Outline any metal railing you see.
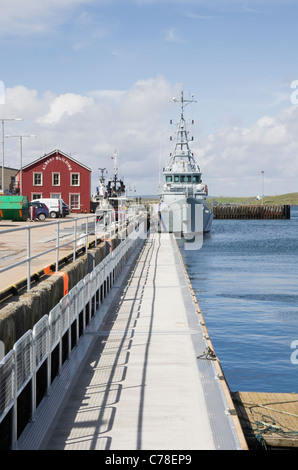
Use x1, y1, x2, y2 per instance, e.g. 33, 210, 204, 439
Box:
0, 207, 138, 292
0, 213, 147, 449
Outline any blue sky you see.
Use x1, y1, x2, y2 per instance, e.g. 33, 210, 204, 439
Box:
1, 0, 298, 197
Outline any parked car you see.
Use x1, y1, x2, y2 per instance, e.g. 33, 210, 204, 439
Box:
29, 201, 49, 221
62, 201, 70, 216
31, 198, 63, 218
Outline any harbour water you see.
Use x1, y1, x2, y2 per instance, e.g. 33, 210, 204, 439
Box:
178, 206, 298, 393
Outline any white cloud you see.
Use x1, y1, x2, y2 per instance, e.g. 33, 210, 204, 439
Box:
184, 12, 216, 19
87, 90, 126, 100
198, 104, 298, 196
2, 76, 298, 198
3, 76, 179, 195
164, 28, 186, 43
0, 0, 95, 37
5, 86, 49, 119
257, 116, 276, 128
38, 93, 94, 124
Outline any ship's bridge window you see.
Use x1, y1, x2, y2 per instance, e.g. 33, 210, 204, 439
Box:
186, 175, 191, 182
166, 176, 172, 182
193, 175, 201, 183
174, 175, 180, 182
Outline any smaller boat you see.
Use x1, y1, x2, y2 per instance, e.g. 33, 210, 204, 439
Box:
91, 167, 108, 207
95, 151, 126, 222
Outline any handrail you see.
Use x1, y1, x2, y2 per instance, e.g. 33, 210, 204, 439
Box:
0, 213, 147, 449
0, 212, 120, 292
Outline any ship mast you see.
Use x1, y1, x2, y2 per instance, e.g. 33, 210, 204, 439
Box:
167, 91, 198, 170
112, 150, 118, 191
98, 167, 106, 184
178, 90, 196, 119
107, 150, 125, 197
112, 150, 118, 177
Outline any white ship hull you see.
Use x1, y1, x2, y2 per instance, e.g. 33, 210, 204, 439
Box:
158, 195, 213, 235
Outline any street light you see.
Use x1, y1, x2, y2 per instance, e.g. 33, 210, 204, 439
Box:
1, 118, 22, 194
5, 134, 37, 195
261, 170, 264, 205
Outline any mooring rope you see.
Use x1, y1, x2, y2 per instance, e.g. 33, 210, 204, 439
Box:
233, 398, 298, 449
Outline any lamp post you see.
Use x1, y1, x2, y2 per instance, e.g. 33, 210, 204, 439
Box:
1, 118, 22, 194
5, 134, 37, 195
261, 170, 264, 205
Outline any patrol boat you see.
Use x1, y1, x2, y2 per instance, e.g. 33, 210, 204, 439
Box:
94, 150, 126, 222
158, 91, 213, 235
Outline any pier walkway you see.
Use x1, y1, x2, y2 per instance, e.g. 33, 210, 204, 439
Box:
18, 233, 247, 450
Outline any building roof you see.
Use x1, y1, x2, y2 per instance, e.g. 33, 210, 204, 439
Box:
0, 166, 19, 172
22, 149, 92, 172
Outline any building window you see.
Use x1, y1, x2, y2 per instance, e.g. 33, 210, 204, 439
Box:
32, 193, 42, 200
52, 173, 60, 186
33, 173, 43, 186
70, 194, 80, 210
71, 173, 80, 186
50, 193, 61, 199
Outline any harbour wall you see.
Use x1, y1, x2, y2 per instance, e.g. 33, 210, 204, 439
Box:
0, 237, 118, 354
213, 204, 290, 220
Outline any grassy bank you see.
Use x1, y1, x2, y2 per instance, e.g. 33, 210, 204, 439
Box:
139, 193, 298, 206
211, 193, 298, 206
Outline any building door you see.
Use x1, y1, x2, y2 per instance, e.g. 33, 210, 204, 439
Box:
70, 194, 80, 211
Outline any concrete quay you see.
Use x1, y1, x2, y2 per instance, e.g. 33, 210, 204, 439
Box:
19, 232, 247, 450
0, 214, 97, 294
0, 214, 112, 353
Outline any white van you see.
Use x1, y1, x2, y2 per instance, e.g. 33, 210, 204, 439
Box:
32, 198, 63, 218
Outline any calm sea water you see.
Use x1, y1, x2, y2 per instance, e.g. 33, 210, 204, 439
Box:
178, 206, 298, 393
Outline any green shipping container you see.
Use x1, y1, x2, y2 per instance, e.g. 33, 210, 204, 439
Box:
0, 196, 29, 221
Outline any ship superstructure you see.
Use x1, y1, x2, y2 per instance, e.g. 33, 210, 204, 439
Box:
158, 91, 213, 235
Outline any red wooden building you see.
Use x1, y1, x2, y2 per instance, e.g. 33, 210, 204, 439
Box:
15, 149, 91, 213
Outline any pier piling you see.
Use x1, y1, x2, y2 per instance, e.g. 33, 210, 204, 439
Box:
213, 204, 290, 220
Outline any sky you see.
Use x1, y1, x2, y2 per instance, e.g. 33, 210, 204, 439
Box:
0, 0, 298, 197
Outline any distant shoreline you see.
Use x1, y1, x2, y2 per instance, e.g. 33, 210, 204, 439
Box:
138, 193, 298, 206
210, 192, 298, 206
